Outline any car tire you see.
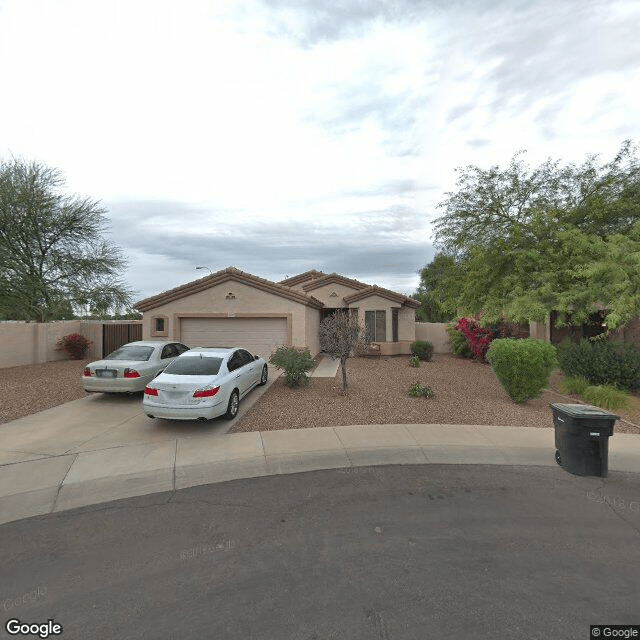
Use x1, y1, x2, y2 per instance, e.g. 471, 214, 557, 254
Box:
258, 365, 268, 386
224, 390, 239, 420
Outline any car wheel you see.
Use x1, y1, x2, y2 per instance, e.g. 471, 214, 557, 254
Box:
555, 450, 562, 466
259, 365, 268, 386
224, 390, 239, 420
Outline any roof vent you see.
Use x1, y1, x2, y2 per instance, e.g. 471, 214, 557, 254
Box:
330, 291, 338, 297
226, 292, 236, 299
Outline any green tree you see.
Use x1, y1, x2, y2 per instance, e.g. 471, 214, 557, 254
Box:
0, 158, 134, 321
414, 252, 461, 322
431, 141, 640, 330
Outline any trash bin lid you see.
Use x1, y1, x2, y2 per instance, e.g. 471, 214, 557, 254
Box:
550, 403, 620, 420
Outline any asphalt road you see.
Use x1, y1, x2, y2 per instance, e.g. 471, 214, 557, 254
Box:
1, 464, 639, 640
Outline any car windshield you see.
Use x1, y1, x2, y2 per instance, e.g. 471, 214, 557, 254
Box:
104, 345, 155, 361
163, 356, 223, 376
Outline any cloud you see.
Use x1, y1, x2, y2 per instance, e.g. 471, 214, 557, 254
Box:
107, 200, 432, 299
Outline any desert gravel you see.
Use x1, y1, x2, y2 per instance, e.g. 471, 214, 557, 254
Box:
1, 354, 639, 434
230, 354, 640, 435
0, 359, 89, 423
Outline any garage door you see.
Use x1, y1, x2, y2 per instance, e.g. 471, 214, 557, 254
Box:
180, 317, 288, 360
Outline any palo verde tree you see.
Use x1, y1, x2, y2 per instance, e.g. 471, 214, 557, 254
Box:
319, 311, 370, 395
0, 158, 134, 321
429, 140, 640, 331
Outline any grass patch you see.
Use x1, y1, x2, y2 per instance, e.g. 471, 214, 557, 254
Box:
559, 375, 631, 411
558, 376, 589, 396
581, 385, 631, 411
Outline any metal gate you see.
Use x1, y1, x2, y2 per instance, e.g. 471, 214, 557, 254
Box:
102, 322, 142, 357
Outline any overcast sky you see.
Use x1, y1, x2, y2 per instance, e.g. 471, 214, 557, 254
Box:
1, 0, 639, 301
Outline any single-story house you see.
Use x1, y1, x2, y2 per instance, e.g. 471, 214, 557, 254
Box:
134, 267, 421, 359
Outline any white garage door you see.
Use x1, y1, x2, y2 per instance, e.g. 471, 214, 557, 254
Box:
180, 317, 288, 360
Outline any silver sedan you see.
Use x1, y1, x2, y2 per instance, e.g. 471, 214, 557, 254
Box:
82, 341, 190, 393
143, 347, 268, 421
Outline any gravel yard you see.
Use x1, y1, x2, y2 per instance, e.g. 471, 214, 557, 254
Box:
1, 354, 639, 434
230, 354, 640, 435
0, 359, 89, 423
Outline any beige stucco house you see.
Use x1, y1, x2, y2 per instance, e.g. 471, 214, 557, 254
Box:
134, 267, 420, 359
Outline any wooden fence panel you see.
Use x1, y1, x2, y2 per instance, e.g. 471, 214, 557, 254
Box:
102, 323, 142, 356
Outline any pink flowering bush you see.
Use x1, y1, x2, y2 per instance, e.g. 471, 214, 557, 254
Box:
454, 317, 498, 361
55, 333, 92, 360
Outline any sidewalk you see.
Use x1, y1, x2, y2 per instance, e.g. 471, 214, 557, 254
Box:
309, 354, 340, 377
2, 422, 640, 526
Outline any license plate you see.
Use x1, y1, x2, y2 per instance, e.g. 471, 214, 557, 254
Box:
96, 370, 117, 378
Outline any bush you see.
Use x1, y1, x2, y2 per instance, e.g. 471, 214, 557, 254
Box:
408, 382, 435, 398
486, 338, 557, 404
55, 333, 92, 359
409, 355, 420, 367
411, 340, 433, 361
558, 375, 631, 411
556, 338, 640, 391
581, 384, 631, 411
455, 317, 498, 360
446, 323, 471, 358
268, 346, 315, 388
558, 376, 589, 396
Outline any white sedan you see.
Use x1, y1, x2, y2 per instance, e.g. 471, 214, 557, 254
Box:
143, 347, 268, 421
82, 341, 190, 393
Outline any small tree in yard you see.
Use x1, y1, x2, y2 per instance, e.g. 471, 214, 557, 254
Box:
319, 311, 370, 395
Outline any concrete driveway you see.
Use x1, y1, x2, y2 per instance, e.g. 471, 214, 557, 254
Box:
0, 365, 281, 523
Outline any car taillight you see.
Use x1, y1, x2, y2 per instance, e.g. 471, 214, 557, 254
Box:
144, 387, 158, 396
193, 386, 220, 398
124, 369, 141, 378
83, 368, 93, 377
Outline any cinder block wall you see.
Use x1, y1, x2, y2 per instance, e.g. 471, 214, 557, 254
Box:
414, 323, 450, 353
0, 321, 102, 369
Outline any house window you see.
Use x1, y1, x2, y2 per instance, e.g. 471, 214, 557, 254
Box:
365, 310, 386, 341
151, 316, 168, 337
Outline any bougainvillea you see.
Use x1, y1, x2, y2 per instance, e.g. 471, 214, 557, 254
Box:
55, 333, 92, 360
454, 317, 498, 361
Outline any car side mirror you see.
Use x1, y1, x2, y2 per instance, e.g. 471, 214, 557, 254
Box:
254, 355, 260, 360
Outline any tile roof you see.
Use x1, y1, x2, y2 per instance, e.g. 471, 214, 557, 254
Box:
343, 285, 421, 308
278, 270, 325, 287
134, 266, 325, 312
301, 272, 370, 292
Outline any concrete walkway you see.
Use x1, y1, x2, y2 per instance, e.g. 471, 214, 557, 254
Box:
2, 419, 640, 526
309, 354, 340, 377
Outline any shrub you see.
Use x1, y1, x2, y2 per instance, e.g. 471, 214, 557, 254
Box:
581, 385, 631, 411
558, 376, 589, 396
454, 317, 498, 360
556, 338, 640, 391
411, 340, 433, 361
408, 382, 435, 398
486, 338, 557, 404
268, 346, 315, 388
446, 323, 471, 358
55, 333, 92, 359
409, 355, 420, 368
558, 375, 631, 411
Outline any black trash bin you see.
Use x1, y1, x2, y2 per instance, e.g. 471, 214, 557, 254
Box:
550, 403, 619, 477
